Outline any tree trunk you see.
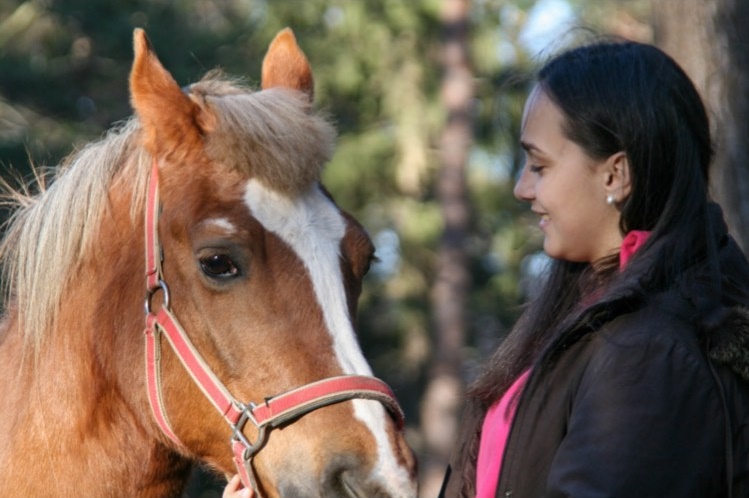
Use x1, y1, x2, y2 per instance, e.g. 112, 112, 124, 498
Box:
652, 0, 749, 253
420, 0, 473, 496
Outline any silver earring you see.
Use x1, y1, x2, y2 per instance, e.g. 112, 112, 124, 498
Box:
606, 195, 616, 205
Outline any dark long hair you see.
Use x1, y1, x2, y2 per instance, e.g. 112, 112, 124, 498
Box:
470, 40, 716, 404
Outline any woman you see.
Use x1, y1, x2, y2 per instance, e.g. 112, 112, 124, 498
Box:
226, 39, 749, 498
439, 41, 749, 497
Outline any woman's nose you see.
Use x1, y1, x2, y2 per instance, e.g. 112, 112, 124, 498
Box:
513, 166, 533, 201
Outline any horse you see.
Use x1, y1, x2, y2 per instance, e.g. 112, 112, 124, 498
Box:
0, 28, 417, 498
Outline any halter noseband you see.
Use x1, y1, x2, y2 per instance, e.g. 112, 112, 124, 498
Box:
143, 160, 404, 495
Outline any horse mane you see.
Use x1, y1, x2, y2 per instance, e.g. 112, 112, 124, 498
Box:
0, 73, 336, 354
0, 118, 146, 354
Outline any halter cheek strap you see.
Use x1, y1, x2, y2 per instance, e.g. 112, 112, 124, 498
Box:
143, 160, 405, 495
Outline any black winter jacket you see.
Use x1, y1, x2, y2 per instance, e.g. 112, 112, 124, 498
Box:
440, 208, 749, 498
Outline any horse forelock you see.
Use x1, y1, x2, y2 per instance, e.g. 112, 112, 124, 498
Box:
0, 118, 150, 353
196, 79, 336, 197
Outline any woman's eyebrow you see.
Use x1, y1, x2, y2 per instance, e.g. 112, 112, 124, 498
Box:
520, 140, 543, 154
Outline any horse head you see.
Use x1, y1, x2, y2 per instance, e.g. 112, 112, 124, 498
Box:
0, 25, 416, 497
124, 28, 417, 497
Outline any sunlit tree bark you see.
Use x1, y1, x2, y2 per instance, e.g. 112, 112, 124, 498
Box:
653, 0, 749, 252
420, 0, 473, 496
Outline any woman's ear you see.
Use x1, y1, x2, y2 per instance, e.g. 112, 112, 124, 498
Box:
603, 152, 631, 203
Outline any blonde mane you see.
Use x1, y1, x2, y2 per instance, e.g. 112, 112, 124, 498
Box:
0, 75, 336, 353
0, 119, 148, 353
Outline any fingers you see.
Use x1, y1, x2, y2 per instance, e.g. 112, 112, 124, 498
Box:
223, 475, 255, 498
223, 475, 242, 498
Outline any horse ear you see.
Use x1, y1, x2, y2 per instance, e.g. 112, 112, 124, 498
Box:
129, 28, 204, 160
261, 28, 314, 101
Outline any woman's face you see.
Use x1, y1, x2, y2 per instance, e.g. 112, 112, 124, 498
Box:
514, 87, 625, 263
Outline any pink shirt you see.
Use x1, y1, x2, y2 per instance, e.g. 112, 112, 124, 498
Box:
475, 370, 530, 498
475, 230, 651, 496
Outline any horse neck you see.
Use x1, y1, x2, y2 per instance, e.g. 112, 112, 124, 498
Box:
0, 185, 192, 497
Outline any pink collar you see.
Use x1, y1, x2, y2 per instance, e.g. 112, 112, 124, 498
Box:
620, 230, 651, 269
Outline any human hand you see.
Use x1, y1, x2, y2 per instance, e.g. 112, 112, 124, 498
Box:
223, 475, 254, 498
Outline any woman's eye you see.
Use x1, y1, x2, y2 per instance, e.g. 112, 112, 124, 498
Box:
529, 164, 544, 174
199, 254, 239, 278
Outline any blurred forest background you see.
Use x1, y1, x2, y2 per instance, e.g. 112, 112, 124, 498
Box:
1, 0, 747, 497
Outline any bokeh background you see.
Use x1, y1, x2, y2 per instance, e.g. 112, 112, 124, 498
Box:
1, 1, 747, 496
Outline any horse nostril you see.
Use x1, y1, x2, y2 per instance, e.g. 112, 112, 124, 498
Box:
340, 471, 365, 498
322, 457, 369, 498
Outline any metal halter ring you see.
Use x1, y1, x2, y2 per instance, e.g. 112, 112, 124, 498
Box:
231, 402, 270, 461
144, 279, 171, 314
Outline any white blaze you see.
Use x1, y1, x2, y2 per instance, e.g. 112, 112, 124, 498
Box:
243, 180, 369, 373
243, 180, 413, 493
203, 217, 238, 235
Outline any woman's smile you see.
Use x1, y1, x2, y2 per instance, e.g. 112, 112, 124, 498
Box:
534, 210, 550, 230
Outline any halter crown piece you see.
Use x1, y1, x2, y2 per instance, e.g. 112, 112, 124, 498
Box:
143, 160, 405, 496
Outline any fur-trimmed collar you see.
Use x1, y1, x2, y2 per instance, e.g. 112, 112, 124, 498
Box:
709, 306, 749, 383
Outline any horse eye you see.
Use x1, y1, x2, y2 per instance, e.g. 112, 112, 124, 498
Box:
199, 254, 239, 278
